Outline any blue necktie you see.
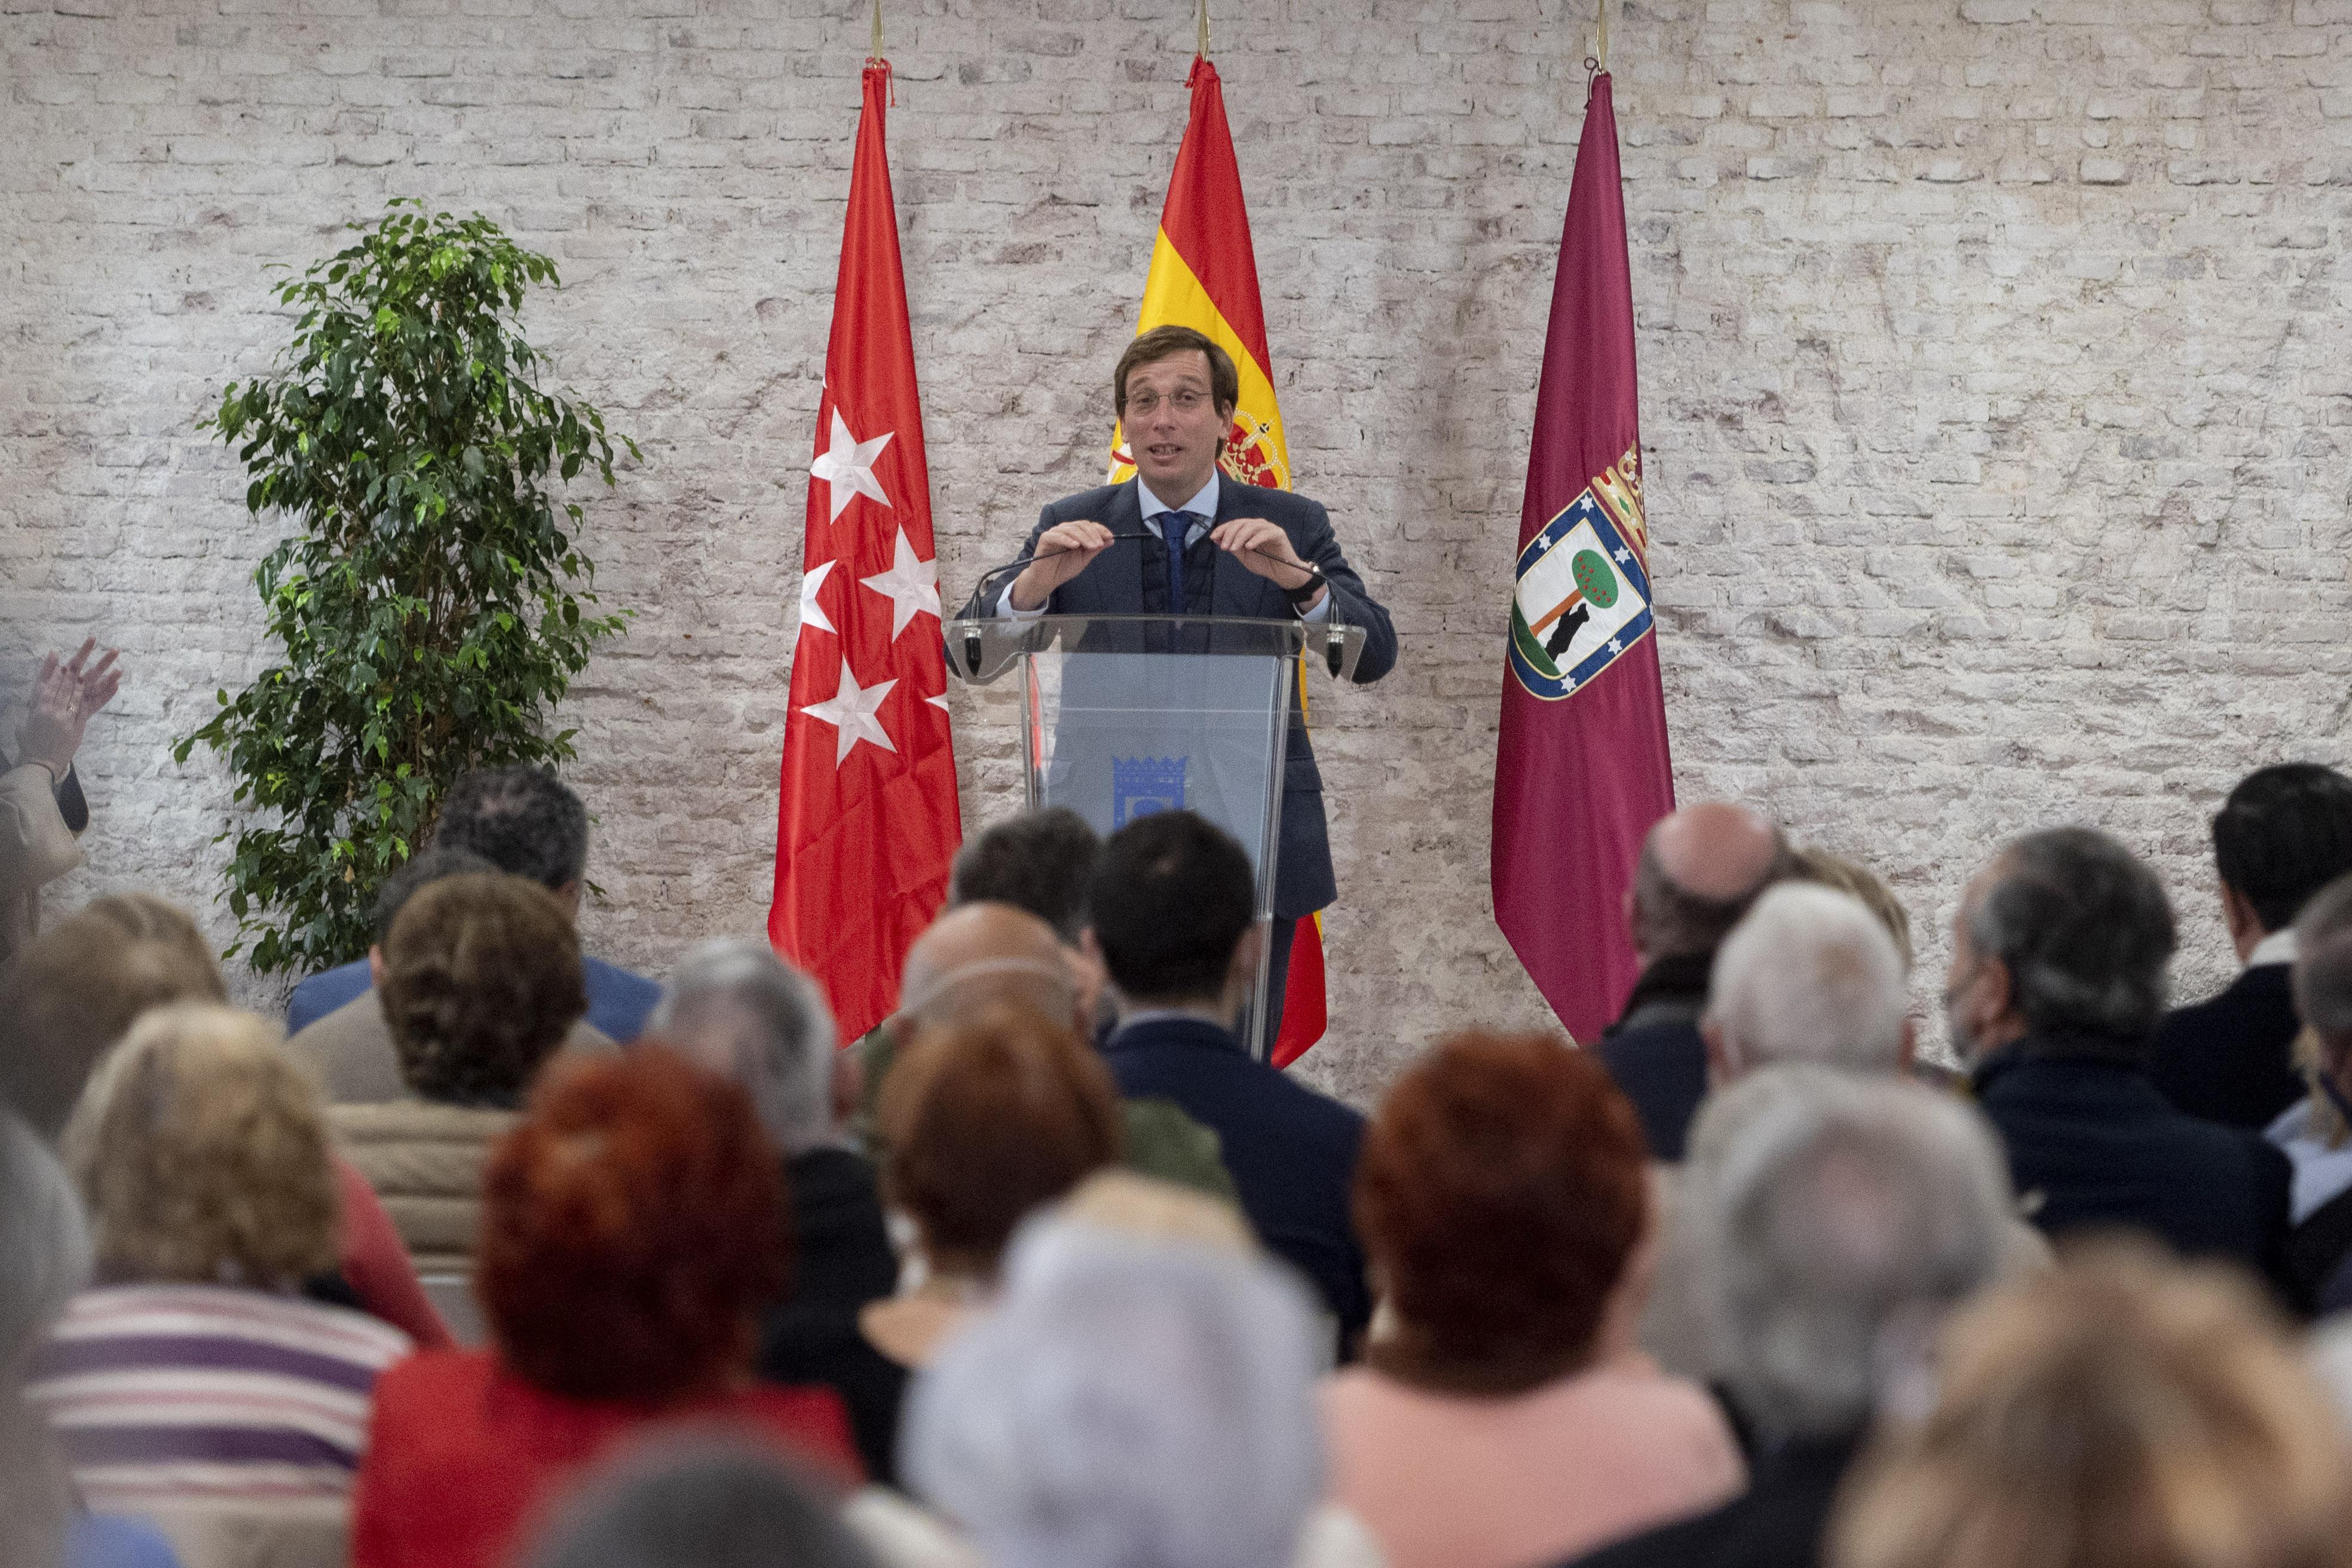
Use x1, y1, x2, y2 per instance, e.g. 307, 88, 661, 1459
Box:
1165, 511, 1198, 612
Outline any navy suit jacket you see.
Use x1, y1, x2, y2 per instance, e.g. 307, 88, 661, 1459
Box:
2144, 963, 2304, 1131
1098, 1015, 1372, 1339
1973, 1035, 2291, 1284
285, 953, 662, 1042
970, 478, 1397, 918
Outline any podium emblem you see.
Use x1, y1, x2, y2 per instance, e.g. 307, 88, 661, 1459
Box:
1112, 756, 1189, 828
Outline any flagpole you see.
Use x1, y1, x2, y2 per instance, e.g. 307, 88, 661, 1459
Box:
869, 0, 882, 58
1596, 0, 1609, 71
1195, 0, 1209, 59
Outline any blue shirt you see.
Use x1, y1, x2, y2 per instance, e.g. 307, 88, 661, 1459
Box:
286, 953, 662, 1041
67, 1515, 182, 1568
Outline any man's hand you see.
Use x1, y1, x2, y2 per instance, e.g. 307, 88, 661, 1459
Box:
17, 638, 122, 778
1007, 520, 1116, 612
1212, 518, 1326, 611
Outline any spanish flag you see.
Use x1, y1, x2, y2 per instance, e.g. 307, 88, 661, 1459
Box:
1111, 57, 1326, 1068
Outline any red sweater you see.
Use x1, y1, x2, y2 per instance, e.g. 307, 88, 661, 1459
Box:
350, 1349, 862, 1568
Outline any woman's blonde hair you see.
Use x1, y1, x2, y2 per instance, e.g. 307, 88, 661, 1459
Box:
1832, 1241, 2352, 1568
62, 1004, 338, 1288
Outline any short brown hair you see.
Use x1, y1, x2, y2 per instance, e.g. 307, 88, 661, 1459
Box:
380, 871, 586, 1105
1113, 326, 1239, 423
880, 1004, 1123, 1278
1832, 1242, 2352, 1568
0, 896, 228, 1140
63, 1004, 338, 1286
1355, 1030, 1650, 1393
477, 1047, 786, 1402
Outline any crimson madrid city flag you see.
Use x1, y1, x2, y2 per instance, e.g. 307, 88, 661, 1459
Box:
770, 60, 961, 1042
1492, 71, 1676, 1047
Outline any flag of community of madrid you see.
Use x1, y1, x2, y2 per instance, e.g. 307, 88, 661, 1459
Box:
1492, 69, 1677, 1049
770, 57, 961, 1042
1111, 54, 1330, 1067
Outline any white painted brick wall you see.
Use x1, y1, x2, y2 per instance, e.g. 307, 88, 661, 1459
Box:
5, 0, 2348, 1105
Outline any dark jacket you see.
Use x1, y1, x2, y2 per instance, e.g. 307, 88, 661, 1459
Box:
756, 1147, 906, 1484
2143, 963, 2304, 1131
1971, 1034, 2292, 1283
967, 478, 1398, 918
1098, 1015, 1371, 1339
1560, 1431, 1863, 1568
1595, 952, 1714, 1162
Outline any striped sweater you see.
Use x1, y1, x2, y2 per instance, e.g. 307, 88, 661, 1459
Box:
23, 1284, 412, 1512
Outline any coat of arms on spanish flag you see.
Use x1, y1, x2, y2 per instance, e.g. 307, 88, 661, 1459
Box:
1111, 55, 1327, 1067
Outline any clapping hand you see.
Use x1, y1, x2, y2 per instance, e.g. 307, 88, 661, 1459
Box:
17, 638, 122, 779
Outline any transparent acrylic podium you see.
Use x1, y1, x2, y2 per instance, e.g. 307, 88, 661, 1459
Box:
946, 613, 1369, 1061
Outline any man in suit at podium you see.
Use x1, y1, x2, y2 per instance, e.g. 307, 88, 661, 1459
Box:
973, 326, 1397, 1047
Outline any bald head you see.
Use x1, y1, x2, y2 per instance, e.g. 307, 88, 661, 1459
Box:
899, 903, 1080, 1033
1632, 803, 1790, 968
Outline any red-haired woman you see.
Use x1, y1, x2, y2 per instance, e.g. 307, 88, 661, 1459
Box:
349, 1048, 861, 1568
1321, 1031, 1743, 1568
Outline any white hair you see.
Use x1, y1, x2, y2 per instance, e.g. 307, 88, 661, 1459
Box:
1683, 1066, 2014, 1443
902, 1214, 1325, 1568
649, 940, 837, 1156
1708, 883, 1908, 1074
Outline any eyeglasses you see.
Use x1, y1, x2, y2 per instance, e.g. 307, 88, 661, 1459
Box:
1124, 388, 1211, 417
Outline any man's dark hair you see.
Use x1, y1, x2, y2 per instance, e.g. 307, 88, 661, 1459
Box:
950, 808, 1102, 944
526, 1441, 880, 1568
1113, 326, 1239, 424
433, 765, 589, 891
1089, 811, 1254, 1004
1630, 834, 1793, 962
372, 846, 497, 946
2212, 764, 2352, 935
1969, 827, 2176, 1044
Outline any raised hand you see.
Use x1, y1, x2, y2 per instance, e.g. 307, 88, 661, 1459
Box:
1211, 518, 1325, 608
17, 638, 122, 777
1008, 519, 1117, 612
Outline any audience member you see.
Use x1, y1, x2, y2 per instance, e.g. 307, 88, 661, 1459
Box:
864, 1003, 1122, 1370
0, 893, 449, 1351
2, 639, 120, 969
328, 871, 588, 1275
947, 806, 1101, 943
1949, 827, 2290, 1283
24, 1006, 411, 1530
2147, 764, 2352, 1129
286, 765, 659, 1040
1597, 802, 1791, 1159
2, 1104, 185, 1568
0, 893, 228, 1141
524, 1441, 882, 1568
348, 1048, 860, 1568
650, 939, 906, 1483
2277, 875, 2352, 1309
1086, 810, 1371, 1344
1787, 844, 1915, 972
1570, 1068, 2018, 1568
883, 899, 1236, 1201
1830, 1244, 2352, 1568
903, 1211, 1328, 1568
1323, 1030, 1742, 1568
1702, 883, 1913, 1083
286, 847, 612, 1105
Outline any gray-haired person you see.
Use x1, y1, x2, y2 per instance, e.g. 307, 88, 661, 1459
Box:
902, 1214, 1330, 1568
1568, 1067, 2017, 1568
649, 939, 905, 1484
523, 1438, 880, 1568
1702, 882, 1913, 1084
1948, 826, 2290, 1286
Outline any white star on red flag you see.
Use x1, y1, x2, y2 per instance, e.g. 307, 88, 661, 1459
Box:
799, 657, 898, 767
859, 527, 941, 639
809, 409, 894, 523
795, 559, 837, 644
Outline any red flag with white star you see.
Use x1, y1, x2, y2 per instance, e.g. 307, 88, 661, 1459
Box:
770, 59, 961, 1041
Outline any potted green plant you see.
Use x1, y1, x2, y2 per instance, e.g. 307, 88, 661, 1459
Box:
177, 199, 636, 977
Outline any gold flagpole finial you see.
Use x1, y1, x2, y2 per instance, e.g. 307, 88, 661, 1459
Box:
870, 0, 883, 58
1196, 0, 1209, 57
1596, 0, 1609, 71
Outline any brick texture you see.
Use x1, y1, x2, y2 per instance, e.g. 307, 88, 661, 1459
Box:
4, 0, 2348, 1105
